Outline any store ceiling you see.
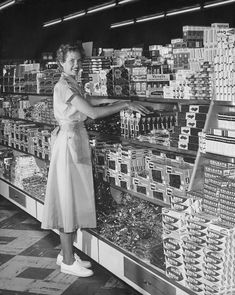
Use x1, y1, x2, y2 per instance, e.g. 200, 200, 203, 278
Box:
0, 0, 203, 26
0, 0, 234, 59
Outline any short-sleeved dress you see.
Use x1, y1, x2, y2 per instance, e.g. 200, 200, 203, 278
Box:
41, 73, 96, 233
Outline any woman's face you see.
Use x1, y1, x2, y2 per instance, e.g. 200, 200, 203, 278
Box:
61, 50, 82, 77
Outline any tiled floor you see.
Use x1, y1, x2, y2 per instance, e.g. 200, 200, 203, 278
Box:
0, 195, 140, 295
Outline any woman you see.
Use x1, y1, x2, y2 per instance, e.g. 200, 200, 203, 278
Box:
41, 41, 149, 277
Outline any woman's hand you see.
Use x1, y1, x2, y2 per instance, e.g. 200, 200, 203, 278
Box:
126, 101, 151, 116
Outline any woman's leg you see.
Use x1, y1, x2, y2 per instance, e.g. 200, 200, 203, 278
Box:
60, 231, 75, 265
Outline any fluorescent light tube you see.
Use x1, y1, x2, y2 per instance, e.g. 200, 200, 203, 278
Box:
87, 1, 116, 14
118, 0, 138, 5
63, 11, 86, 21
0, 0, 15, 11
166, 5, 201, 16
43, 18, 62, 27
110, 20, 134, 28
204, 0, 235, 8
136, 13, 165, 23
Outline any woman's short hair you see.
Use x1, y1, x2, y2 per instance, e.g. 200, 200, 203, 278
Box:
56, 41, 85, 70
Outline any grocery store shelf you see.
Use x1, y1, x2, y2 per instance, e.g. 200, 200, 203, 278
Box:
1, 91, 212, 105
0, 176, 44, 204
88, 131, 197, 157
202, 151, 235, 163
109, 183, 170, 208
1, 116, 56, 127
1, 92, 52, 97
86, 228, 196, 295
122, 138, 197, 157
0, 142, 50, 163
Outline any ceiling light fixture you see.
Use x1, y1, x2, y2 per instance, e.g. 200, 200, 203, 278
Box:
110, 19, 134, 28
63, 10, 86, 21
118, 0, 139, 5
43, 18, 62, 28
204, 0, 235, 8
0, 0, 16, 11
87, 1, 116, 14
136, 13, 165, 23
166, 5, 201, 16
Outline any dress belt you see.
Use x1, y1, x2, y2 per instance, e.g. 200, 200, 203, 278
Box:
58, 121, 85, 132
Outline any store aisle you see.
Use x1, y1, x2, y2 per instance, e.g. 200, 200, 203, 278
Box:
0, 195, 140, 295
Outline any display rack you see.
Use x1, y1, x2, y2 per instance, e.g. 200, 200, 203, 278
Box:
189, 100, 235, 192
0, 91, 215, 295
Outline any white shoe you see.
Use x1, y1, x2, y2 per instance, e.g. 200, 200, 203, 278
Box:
61, 260, 94, 277
56, 253, 92, 268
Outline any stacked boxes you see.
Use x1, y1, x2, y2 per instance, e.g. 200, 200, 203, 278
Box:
163, 70, 193, 99
164, 200, 235, 294
182, 26, 207, 48
202, 159, 235, 226
1, 65, 16, 93
0, 119, 52, 160
13, 155, 41, 189
173, 48, 190, 70
171, 103, 209, 151
82, 56, 111, 93
129, 67, 147, 97
146, 73, 171, 98
106, 66, 130, 97
186, 61, 213, 100
203, 222, 235, 295
40, 97, 57, 125
120, 109, 176, 140
93, 143, 193, 205
104, 145, 146, 190
203, 23, 230, 63
37, 69, 60, 94
214, 28, 235, 101
162, 200, 202, 288
206, 112, 235, 157
85, 70, 109, 96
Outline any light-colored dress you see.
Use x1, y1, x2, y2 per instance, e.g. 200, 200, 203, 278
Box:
41, 73, 96, 233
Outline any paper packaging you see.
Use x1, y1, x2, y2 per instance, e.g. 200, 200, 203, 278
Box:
148, 160, 167, 184
165, 266, 186, 285
204, 164, 235, 177
149, 182, 168, 203
103, 168, 118, 186
185, 112, 207, 121
164, 248, 183, 262
132, 176, 150, 196
165, 164, 193, 191
181, 104, 209, 113
116, 173, 132, 190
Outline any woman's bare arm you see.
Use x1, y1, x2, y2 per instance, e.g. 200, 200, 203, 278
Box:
70, 94, 150, 119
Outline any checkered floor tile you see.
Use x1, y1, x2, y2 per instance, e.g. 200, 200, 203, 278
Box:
0, 196, 140, 295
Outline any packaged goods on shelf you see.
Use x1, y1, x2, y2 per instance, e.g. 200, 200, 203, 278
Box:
206, 134, 235, 157
173, 48, 190, 70
82, 56, 111, 90
214, 30, 235, 101
12, 154, 41, 189
94, 181, 164, 267
120, 109, 176, 141
0, 146, 14, 179
85, 112, 120, 135
160, 192, 235, 293
129, 66, 147, 97
22, 175, 47, 201
171, 103, 209, 151
84, 70, 108, 96
106, 66, 130, 97
37, 69, 60, 94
